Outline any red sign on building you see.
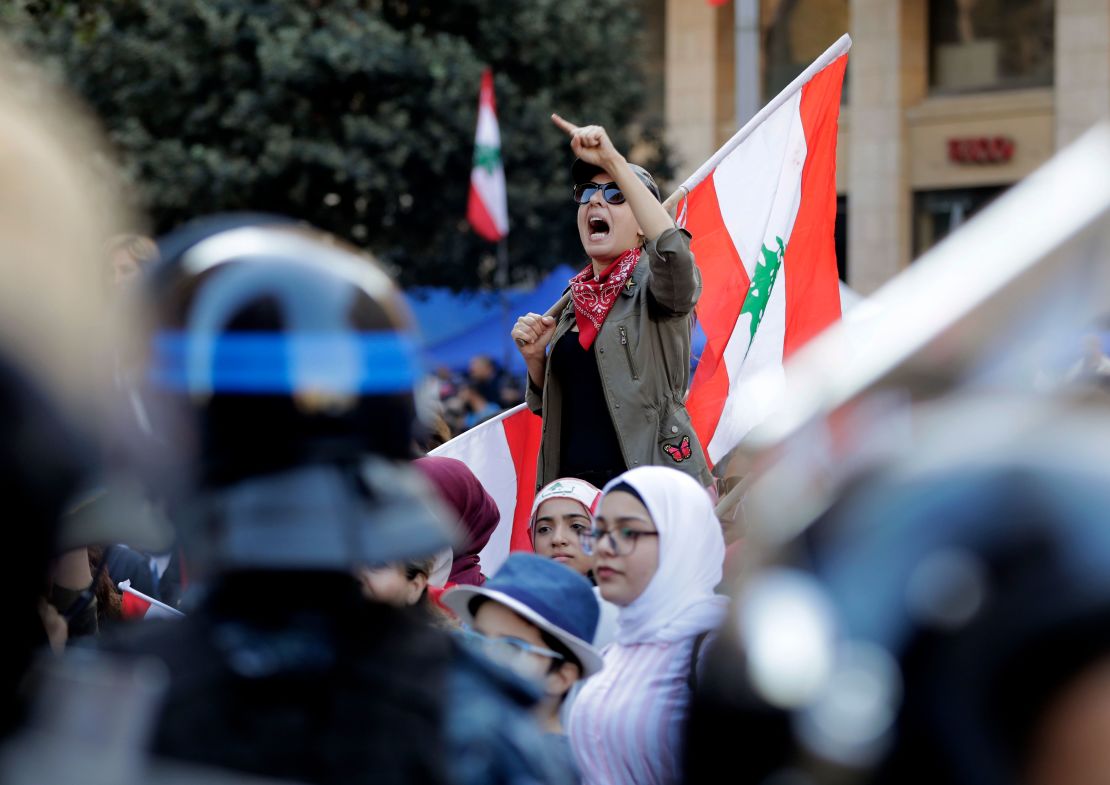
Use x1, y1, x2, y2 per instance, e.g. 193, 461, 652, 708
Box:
948, 137, 1016, 165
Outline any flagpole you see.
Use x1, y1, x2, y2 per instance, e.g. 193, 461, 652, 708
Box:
679, 33, 851, 195
496, 237, 513, 371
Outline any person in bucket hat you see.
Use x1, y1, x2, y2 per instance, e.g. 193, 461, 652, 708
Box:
444, 552, 603, 777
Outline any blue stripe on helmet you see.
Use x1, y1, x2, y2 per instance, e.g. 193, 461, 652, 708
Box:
148, 330, 420, 394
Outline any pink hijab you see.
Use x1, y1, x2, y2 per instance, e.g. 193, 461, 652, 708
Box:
414, 457, 500, 586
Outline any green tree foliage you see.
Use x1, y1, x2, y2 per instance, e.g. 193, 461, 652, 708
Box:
2, 0, 666, 288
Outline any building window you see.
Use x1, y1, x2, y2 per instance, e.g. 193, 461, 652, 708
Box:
762, 0, 850, 102
929, 0, 1054, 93
913, 186, 1006, 258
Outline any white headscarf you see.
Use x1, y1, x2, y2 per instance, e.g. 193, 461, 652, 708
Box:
603, 466, 728, 645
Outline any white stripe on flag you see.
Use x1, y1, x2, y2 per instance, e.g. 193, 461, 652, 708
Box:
472, 99, 509, 236
429, 405, 521, 573
704, 92, 808, 463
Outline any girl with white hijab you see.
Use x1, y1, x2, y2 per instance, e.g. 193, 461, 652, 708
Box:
568, 466, 727, 785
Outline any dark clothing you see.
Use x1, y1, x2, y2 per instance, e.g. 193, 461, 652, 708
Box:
527, 228, 713, 490
102, 574, 447, 785
100, 572, 573, 785
104, 545, 159, 600
550, 329, 626, 487
48, 584, 98, 639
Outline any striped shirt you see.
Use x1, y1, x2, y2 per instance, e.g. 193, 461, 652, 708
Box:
567, 635, 699, 785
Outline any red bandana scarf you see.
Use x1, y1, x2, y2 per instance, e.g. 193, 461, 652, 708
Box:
569, 247, 639, 349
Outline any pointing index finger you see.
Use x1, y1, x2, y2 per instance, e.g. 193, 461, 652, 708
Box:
551, 113, 579, 136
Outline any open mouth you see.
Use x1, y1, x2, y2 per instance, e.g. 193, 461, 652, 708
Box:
588, 216, 610, 241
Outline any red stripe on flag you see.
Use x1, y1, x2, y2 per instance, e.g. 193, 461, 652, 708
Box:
784, 54, 846, 357
120, 591, 151, 619
479, 68, 497, 112
501, 407, 543, 553
685, 175, 750, 466
467, 181, 504, 242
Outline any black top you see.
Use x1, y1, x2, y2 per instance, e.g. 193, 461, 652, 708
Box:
549, 328, 626, 488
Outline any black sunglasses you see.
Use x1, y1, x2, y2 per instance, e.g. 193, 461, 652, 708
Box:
572, 181, 625, 205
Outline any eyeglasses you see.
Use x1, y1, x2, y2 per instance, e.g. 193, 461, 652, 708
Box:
459, 628, 564, 675
579, 526, 659, 556
572, 181, 625, 205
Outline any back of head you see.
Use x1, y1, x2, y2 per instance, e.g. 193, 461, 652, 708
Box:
141, 216, 455, 575
145, 216, 422, 485
414, 457, 499, 568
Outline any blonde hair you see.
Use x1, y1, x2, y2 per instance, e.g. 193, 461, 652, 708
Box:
0, 41, 134, 420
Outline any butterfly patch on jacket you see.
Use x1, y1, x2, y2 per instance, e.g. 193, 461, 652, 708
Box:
663, 435, 692, 463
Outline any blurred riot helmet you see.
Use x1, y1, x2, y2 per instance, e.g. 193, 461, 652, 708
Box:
141, 216, 454, 574
145, 215, 421, 484
686, 405, 1110, 785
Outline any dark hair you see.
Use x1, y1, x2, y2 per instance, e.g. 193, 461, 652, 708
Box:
606, 481, 645, 506
405, 557, 434, 582
467, 595, 488, 618
467, 596, 583, 676
539, 629, 581, 675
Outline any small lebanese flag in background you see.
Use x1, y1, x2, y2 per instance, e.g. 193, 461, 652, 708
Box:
118, 580, 185, 620
683, 38, 847, 466
467, 68, 510, 242
430, 404, 541, 570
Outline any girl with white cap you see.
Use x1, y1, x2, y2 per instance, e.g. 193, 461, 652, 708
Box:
443, 553, 605, 781
567, 466, 727, 785
529, 477, 619, 648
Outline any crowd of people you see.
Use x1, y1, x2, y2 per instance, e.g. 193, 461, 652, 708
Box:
432, 355, 524, 438
4, 32, 1110, 785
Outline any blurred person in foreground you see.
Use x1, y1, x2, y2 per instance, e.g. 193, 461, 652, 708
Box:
444, 553, 604, 782
1066, 331, 1110, 388
0, 38, 192, 784
0, 33, 127, 691
684, 400, 1110, 785
512, 116, 711, 491
569, 466, 727, 785
97, 217, 573, 785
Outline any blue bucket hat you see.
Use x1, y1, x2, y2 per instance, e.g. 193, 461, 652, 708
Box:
442, 553, 604, 677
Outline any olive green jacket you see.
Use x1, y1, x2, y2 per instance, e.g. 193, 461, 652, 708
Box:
526, 227, 713, 490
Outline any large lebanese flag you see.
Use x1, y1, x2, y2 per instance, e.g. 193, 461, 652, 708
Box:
683, 36, 847, 466
467, 68, 509, 242
436, 37, 849, 573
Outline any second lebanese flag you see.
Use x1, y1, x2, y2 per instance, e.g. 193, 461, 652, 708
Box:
429, 404, 541, 572
467, 68, 510, 242
683, 41, 847, 466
